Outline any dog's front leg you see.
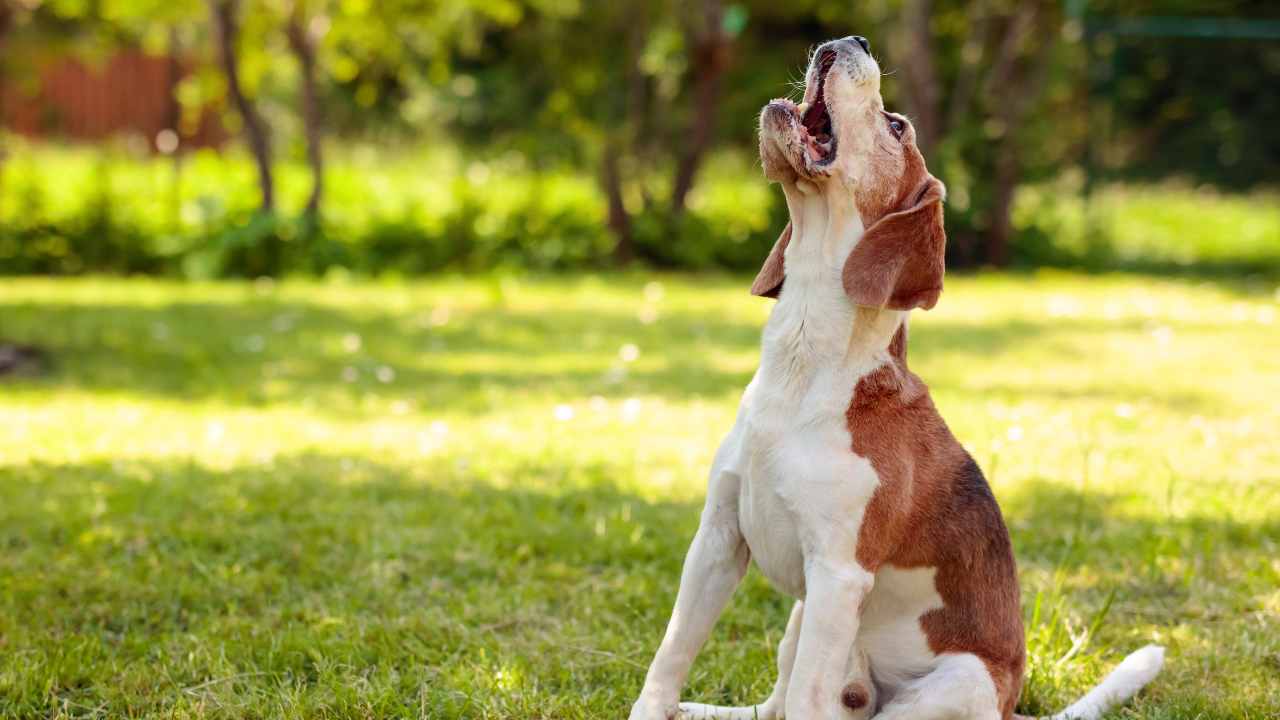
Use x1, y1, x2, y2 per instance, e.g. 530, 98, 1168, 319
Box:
630, 474, 749, 720
785, 557, 874, 720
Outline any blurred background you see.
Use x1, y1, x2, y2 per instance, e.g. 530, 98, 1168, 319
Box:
0, 0, 1276, 279
1, 2, 1279, 718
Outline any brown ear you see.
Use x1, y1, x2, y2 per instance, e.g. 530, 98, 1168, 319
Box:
750, 222, 792, 298
842, 177, 946, 311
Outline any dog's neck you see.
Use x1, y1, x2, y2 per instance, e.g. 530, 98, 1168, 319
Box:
761, 181, 905, 380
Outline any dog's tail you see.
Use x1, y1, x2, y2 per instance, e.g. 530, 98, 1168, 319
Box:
1014, 645, 1164, 720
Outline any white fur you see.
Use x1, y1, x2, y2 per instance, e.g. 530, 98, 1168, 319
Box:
678, 601, 803, 720
873, 653, 1002, 720
1045, 645, 1165, 720
859, 566, 946, 692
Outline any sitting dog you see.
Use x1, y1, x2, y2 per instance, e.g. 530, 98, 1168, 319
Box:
629, 36, 1163, 720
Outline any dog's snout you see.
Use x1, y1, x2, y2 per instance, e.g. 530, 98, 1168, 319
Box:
817, 36, 871, 64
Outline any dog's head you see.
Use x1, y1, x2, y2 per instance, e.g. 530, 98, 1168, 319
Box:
752, 36, 946, 311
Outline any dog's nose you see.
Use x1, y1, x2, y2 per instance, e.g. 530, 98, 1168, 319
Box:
849, 35, 870, 54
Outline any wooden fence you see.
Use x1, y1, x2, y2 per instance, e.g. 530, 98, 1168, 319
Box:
1, 49, 226, 151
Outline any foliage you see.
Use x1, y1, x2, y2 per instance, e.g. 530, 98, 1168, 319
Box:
1081, 1, 1280, 190
0, 142, 781, 277
4, 1, 1277, 274
7, 1, 1269, 274
2, 143, 1277, 279
1, 274, 1278, 717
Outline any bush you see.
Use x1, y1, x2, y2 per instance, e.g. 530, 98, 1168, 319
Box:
1, 142, 1276, 279
0, 142, 784, 278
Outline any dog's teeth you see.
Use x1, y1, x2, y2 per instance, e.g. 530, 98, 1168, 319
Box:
797, 102, 810, 115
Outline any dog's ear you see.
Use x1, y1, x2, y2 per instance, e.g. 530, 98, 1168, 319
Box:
842, 176, 946, 311
750, 222, 792, 298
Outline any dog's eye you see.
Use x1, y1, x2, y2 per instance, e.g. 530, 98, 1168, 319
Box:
888, 118, 905, 139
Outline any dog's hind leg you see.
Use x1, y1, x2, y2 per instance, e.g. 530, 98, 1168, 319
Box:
869, 653, 1001, 720
678, 600, 803, 720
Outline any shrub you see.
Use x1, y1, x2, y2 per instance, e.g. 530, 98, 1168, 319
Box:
1, 142, 1276, 279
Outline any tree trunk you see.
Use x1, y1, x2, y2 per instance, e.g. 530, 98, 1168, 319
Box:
987, 149, 1018, 267
671, 0, 729, 215
945, 0, 992, 135
0, 1, 13, 204
0, 2, 11, 48
164, 27, 182, 141
286, 7, 323, 221
897, 0, 942, 154
165, 26, 184, 231
600, 2, 647, 265
626, 4, 655, 213
0, 3, 12, 85
602, 145, 634, 265
983, 2, 1054, 267
210, 0, 275, 213
981, 4, 1040, 108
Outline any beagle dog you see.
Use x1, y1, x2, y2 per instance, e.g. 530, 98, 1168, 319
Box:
629, 36, 1163, 720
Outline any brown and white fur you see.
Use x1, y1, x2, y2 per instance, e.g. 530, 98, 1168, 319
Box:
628, 36, 1163, 720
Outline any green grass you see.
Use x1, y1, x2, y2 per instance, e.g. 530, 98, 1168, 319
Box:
1, 273, 1277, 719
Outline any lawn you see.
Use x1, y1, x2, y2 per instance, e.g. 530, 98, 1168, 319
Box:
1, 273, 1277, 719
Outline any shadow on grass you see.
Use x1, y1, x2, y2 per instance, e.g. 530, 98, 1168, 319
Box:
0, 452, 707, 717
1039, 259, 1280, 287
0, 296, 1203, 413
2, 453, 1276, 717
1004, 481, 1280, 577
970, 263, 1280, 296
0, 298, 764, 409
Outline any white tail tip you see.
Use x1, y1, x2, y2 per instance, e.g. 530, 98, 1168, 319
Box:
1053, 645, 1165, 720
1115, 644, 1165, 682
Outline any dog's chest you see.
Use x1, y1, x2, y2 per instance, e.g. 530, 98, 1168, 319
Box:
735, 307, 884, 598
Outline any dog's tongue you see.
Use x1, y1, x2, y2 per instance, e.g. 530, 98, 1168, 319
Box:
802, 98, 827, 134
805, 133, 825, 162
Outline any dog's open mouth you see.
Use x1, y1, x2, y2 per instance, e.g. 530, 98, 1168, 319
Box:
798, 49, 837, 165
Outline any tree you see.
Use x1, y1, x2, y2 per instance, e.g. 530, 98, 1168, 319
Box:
210, 0, 275, 213
285, 0, 324, 221
670, 0, 734, 216
0, 0, 15, 197
486, 1, 748, 264
887, 0, 1063, 267
0, 2, 12, 64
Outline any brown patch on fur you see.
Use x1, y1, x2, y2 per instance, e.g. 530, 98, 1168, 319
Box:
840, 681, 871, 711
750, 222, 791, 298
847, 352, 1026, 719
887, 322, 908, 362
844, 114, 946, 311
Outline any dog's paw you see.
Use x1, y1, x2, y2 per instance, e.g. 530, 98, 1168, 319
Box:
674, 704, 703, 720
676, 701, 777, 720
628, 697, 678, 720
